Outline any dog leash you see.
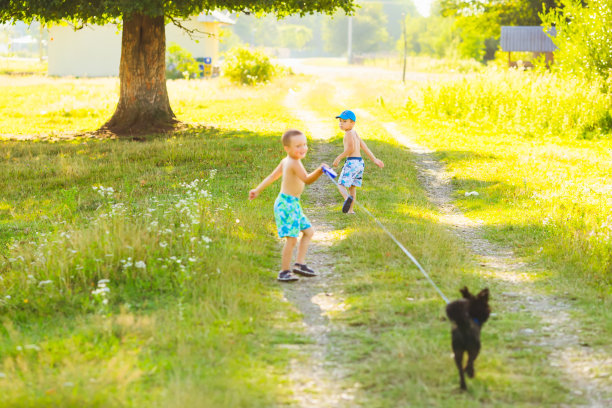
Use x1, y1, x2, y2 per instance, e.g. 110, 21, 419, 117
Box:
322, 166, 450, 305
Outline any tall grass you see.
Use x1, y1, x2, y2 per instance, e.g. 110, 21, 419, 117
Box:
355, 69, 612, 286
0, 76, 306, 405
413, 69, 612, 139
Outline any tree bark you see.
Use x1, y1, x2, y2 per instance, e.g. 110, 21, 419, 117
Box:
102, 13, 176, 136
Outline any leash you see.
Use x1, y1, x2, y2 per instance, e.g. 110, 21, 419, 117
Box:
322, 166, 450, 304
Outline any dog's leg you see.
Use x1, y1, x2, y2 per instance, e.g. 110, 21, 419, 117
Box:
465, 345, 480, 378
453, 349, 467, 390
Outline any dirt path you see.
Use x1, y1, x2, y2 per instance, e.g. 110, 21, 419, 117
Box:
353, 111, 612, 407
280, 84, 360, 407
281, 66, 611, 406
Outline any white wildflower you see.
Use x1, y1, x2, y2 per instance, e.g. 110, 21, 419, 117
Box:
38, 280, 53, 287
135, 261, 146, 269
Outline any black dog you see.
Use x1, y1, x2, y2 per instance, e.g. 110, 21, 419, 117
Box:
445, 287, 491, 390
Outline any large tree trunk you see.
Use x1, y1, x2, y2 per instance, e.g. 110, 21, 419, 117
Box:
102, 13, 177, 136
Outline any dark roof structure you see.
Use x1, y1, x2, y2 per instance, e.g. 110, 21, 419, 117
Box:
500, 26, 557, 52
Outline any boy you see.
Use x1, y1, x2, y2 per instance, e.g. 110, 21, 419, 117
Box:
249, 129, 327, 282
332, 110, 384, 214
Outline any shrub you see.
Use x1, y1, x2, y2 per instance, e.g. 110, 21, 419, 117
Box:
222, 46, 276, 85
542, 0, 612, 83
166, 42, 199, 79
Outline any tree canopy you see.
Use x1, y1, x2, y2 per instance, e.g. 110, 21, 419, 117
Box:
0, 1, 356, 23
0, 1, 356, 136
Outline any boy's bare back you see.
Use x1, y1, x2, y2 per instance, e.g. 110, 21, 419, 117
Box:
344, 129, 362, 157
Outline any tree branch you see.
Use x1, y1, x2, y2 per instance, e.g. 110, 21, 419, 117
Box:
167, 15, 213, 40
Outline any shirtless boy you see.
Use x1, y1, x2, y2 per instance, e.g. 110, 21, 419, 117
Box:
332, 110, 384, 213
249, 129, 327, 282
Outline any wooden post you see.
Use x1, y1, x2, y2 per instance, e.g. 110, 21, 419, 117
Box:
508, 51, 511, 67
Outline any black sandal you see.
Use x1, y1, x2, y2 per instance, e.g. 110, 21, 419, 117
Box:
342, 195, 354, 213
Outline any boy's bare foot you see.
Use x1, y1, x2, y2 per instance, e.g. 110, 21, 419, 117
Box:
342, 195, 353, 213
277, 270, 299, 282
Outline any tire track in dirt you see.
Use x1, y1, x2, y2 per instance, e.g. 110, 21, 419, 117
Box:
279, 83, 360, 407
353, 109, 612, 407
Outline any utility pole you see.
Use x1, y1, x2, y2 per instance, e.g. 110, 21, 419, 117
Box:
402, 13, 407, 83
39, 21, 44, 63
347, 16, 353, 64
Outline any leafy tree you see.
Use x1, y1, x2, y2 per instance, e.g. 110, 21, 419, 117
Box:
278, 24, 313, 49
0, 1, 355, 136
440, 0, 559, 61
398, 4, 459, 58
542, 0, 612, 83
322, 3, 391, 55
440, 0, 558, 26
419, 15, 459, 58
380, 0, 418, 42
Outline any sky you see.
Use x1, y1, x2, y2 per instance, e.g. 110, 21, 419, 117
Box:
412, 0, 433, 17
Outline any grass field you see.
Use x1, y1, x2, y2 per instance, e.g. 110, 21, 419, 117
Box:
0, 67, 610, 406
0, 76, 309, 406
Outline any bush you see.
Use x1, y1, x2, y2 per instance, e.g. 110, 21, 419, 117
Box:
222, 46, 276, 85
542, 0, 612, 83
166, 42, 199, 79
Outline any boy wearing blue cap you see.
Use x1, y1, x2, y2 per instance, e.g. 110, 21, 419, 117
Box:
332, 110, 384, 214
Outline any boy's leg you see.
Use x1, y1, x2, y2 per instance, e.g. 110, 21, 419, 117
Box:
281, 237, 298, 271
294, 227, 317, 277
337, 184, 349, 200
296, 227, 313, 264
348, 186, 357, 213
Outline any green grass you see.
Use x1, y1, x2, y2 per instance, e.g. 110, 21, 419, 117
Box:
0, 76, 310, 406
298, 80, 578, 406
1, 68, 610, 406
324, 69, 612, 404
298, 56, 483, 74
0, 75, 299, 137
0, 58, 47, 76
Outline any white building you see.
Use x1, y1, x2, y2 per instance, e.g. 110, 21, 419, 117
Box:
48, 11, 235, 77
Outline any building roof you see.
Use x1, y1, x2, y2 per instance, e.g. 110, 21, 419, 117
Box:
500, 26, 557, 52
197, 10, 236, 25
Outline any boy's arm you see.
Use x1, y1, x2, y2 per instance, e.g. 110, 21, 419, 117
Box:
359, 137, 384, 168
332, 132, 355, 167
249, 160, 284, 200
292, 160, 327, 185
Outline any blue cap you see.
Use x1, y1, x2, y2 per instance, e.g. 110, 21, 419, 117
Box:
335, 110, 356, 122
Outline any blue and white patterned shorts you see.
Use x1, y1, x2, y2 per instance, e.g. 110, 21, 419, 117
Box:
339, 157, 364, 187
274, 193, 312, 238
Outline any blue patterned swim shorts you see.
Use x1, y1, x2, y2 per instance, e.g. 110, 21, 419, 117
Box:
338, 157, 364, 187
274, 193, 312, 238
